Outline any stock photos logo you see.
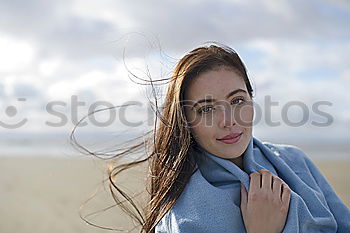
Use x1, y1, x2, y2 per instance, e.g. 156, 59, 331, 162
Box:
0, 98, 28, 129
0, 95, 334, 129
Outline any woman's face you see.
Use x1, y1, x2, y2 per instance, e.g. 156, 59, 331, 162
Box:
184, 66, 254, 165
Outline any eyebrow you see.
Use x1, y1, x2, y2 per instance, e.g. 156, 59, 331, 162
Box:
192, 88, 247, 109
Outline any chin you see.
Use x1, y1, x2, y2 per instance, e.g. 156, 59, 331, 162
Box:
222, 150, 244, 159
219, 140, 248, 155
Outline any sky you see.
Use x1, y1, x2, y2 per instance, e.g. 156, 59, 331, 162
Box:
0, 0, 350, 152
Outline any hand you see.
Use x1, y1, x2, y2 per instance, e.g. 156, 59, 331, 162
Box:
240, 169, 291, 233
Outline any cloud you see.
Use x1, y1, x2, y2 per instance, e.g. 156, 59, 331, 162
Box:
69, 0, 349, 53
1, 0, 349, 61
0, 34, 36, 73
0, 83, 4, 97
0, 0, 117, 60
0, 0, 349, 145
12, 83, 40, 98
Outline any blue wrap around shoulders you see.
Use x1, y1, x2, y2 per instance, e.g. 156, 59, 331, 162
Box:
155, 136, 350, 233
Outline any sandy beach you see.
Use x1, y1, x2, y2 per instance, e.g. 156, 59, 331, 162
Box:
1, 156, 349, 233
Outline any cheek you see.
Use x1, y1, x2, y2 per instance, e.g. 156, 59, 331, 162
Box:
234, 104, 254, 127
191, 124, 212, 143
185, 109, 206, 139
198, 115, 215, 128
189, 115, 216, 141
186, 109, 214, 129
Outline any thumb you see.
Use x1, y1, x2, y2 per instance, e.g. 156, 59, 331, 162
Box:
240, 183, 247, 208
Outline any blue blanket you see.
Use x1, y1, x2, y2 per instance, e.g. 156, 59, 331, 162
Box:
156, 136, 350, 232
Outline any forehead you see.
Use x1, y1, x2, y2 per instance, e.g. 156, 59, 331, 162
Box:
185, 67, 247, 100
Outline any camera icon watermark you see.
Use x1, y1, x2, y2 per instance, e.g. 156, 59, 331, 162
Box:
0, 98, 28, 129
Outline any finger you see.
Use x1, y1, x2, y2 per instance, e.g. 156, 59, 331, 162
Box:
281, 183, 291, 204
259, 169, 273, 190
272, 176, 283, 195
249, 172, 261, 192
240, 183, 248, 209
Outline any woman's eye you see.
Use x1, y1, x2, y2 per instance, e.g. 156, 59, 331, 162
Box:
231, 98, 245, 105
198, 106, 213, 114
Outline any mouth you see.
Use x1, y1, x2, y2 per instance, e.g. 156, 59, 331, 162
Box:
217, 132, 243, 144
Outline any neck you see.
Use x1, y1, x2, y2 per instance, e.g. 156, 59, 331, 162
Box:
193, 144, 245, 170
229, 155, 244, 170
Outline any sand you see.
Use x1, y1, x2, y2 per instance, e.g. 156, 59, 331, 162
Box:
0, 156, 349, 233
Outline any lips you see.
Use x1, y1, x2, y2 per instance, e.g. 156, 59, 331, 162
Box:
217, 132, 242, 140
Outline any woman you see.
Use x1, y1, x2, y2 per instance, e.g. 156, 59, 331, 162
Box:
75, 43, 350, 232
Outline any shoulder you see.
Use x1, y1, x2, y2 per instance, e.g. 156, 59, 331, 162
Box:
156, 168, 243, 232
170, 168, 223, 210
259, 140, 329, 193
262, 140, 306, 157
155, 169, 231, 232
264, 141, 306, 155
261, 140, 312, 172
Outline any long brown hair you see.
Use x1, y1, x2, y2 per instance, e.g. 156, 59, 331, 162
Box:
71, 42, 254, 232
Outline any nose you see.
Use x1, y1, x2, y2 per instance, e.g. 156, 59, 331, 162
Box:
218, 103, 235, 129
